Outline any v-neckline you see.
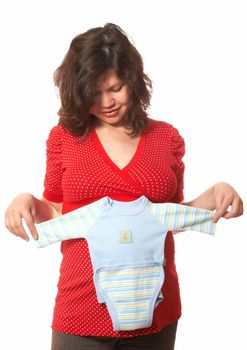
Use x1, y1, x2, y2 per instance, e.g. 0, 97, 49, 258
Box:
92, 128, 146, 173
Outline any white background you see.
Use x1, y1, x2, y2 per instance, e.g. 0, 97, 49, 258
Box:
0, 1, 246, 349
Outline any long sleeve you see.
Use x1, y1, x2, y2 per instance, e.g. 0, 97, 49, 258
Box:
169, 127, 185, 203
35, 197, 106, 247
148, 202, 216, 235
43, 125, 64, 203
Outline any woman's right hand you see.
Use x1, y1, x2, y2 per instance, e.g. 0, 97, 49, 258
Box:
5, 193, 39, 241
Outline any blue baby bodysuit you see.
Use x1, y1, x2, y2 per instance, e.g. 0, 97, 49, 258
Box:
35, 196, 216, 331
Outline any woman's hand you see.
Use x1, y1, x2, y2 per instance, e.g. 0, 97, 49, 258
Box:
212, 182, 244, 223
184, 182, 243, 223
5, 193, 61, 241
5, 193, 39, 241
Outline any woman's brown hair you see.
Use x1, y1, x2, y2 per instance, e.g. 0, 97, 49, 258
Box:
54, 23, 152, 136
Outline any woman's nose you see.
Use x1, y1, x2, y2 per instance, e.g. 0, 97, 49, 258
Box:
100, 93, 115, 108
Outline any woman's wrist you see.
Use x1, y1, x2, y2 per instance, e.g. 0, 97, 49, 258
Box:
31, 195, 58, 223
183, 185, 215, 211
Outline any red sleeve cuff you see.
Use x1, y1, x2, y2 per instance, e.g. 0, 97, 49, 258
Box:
43, 189, 63, 203
170, 191, 184, 204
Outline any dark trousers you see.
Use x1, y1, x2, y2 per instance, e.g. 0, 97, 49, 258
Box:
51, 322, 178, 350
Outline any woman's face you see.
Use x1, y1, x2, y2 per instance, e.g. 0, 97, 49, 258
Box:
89, 70, 129, 127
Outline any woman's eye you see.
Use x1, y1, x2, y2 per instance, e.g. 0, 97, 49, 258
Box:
112, 85, 123, 92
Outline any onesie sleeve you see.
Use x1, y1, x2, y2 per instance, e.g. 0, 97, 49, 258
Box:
148, 202, 216, 236
43, 125, 64, 202
35, 198, 106, 247
170, 127, 185, 203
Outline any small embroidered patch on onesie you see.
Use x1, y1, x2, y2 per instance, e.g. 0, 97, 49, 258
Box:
119, 230, 133, 244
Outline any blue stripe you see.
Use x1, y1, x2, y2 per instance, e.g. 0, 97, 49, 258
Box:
117, 307, 149, 315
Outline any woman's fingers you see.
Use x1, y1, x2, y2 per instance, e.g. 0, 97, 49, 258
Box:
5, 205, 38, 241
5, 210, 30, 241
213, 191, 243, 222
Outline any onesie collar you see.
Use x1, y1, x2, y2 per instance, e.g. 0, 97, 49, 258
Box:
103, 196, 148, 216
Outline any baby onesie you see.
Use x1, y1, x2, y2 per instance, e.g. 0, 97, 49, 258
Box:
35, 196, 216, 331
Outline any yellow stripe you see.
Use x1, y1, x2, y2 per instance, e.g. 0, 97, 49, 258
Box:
167, 205, 172, 229
63, 214, 75, 234
120, 324, 147, 330
189, 206, 194, 228
118, 313, 148, 320
100, 278, 159, 288
177, 204, 185, 230
71, 211, 87, 237
99, 267, 160, 278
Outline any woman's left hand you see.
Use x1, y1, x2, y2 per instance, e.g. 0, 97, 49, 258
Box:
212, 182, 244, 222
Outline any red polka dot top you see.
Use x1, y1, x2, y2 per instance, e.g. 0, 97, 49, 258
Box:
43, 117, 185, 337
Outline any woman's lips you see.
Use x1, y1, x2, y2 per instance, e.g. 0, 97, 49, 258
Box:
102, 107, 121, 118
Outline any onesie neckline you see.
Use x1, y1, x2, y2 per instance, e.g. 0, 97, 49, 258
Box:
103, 196, 148, 216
